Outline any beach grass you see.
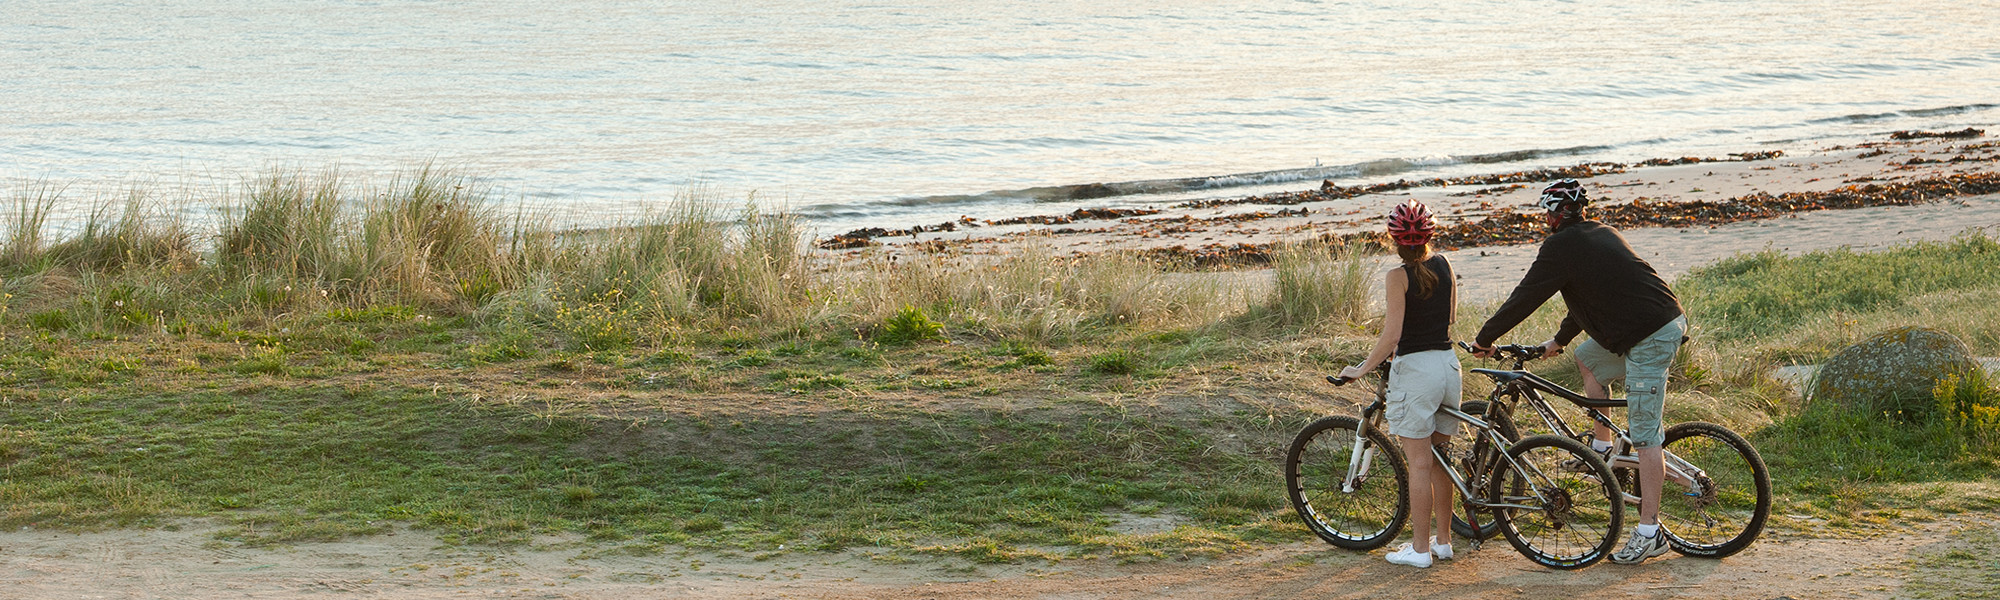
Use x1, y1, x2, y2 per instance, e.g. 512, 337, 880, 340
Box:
0, 168, 1995, 561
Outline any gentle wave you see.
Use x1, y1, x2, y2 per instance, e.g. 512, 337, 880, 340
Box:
1810, 104, 2000, 124
796, 148, 1589, 220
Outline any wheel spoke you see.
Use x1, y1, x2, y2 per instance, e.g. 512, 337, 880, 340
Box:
1655, 423, 1769, 557
1286, 416, 1408, 549
1491, 435, 1621, 569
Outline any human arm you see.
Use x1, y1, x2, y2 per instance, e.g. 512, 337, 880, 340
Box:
1339, 267, 1407, 380
1553, 314, 1583, 347
1534, 314, 1579, 356
1474, 237, 1571, 348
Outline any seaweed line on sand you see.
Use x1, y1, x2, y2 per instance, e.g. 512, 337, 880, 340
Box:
1136, 170, 2000, 268
817, 151, 1792, 249
1170, 150, 1784, 210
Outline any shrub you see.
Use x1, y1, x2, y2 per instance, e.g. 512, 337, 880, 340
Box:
1934, 370, 2000, 449
218, 169, 343, 279
1087, 349, 1140, 375
29, 309, 74, 332
47, 191, 195, 272
2, 182, 59, 270
876, 304, 945, 345
552, 288, 641, 352
992, 343, 1054, 370
1269, 240, 1372, 330
236, 347, 290, 376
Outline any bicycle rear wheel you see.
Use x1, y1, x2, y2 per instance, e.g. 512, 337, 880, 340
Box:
1448, 400, 1517, 541
1653, 421, 1771, 558
1489, 434, 1624, 569
1285, 416, 1409, 550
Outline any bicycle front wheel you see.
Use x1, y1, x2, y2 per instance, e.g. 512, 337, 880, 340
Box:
1489, 434, 1624, 569
1285, 415, 1409, 550
1655, 422, 1771, 558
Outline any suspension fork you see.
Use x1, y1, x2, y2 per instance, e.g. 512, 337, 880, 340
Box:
1341, 403, 1384, 493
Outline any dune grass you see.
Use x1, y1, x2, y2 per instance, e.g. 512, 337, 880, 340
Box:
0, 168, 1994, 563
0, 168, 1343, 559
0, 169, 1269, 349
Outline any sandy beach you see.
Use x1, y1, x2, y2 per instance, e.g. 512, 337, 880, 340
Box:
828, 130, 2000, 302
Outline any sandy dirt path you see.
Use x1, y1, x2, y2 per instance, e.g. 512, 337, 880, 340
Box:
1, 515, 1991, 599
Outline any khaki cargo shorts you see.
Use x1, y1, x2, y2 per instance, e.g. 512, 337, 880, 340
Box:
1385, 349, 1463, 439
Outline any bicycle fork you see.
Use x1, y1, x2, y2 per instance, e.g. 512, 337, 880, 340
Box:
1341, 426, 1377, 494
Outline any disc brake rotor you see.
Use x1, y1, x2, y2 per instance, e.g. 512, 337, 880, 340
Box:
1542, 487, 1575, 529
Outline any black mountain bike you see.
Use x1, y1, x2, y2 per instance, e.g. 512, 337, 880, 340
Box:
1285, 362, 1625, 569
1461, 342, 1772, 559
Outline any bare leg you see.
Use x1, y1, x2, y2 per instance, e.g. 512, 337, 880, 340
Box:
1577, 357, 1613, 445
1428, 432, 1454, 548
1639, 446, 1663, 526
1400, 435, 1437, 553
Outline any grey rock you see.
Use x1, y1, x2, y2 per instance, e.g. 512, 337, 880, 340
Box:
1808, 326, 1977, 414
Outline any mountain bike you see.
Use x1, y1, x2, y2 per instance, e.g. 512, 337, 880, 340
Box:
1460, 342, 1772, 559
1284, 362, 1625, 569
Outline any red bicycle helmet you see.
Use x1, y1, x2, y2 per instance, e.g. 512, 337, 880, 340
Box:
1386, 199, 1436, 246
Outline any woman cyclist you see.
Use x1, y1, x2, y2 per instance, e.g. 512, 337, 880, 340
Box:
1338, 199, 1461, 568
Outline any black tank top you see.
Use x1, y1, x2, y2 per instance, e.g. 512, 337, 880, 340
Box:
1396, 254, 1454, 355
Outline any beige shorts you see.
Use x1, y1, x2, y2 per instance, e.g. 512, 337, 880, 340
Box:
1385, 349, 1463, 439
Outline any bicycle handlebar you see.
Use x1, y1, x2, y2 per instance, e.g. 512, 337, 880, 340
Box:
1456, 341, 1554, 362
1325, 362, 1390, 387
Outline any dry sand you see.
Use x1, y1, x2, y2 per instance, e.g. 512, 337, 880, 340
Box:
2, 515, 1991, 599
841, 134, 2000, 304
839, 134, 1999, 262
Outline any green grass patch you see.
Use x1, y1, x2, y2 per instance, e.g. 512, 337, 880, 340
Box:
1681, 234, 2000, 342
0, 382, 1295, 555
1085, 349, 1140, 376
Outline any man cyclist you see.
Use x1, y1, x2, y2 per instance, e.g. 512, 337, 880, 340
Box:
1468, 179, 1688, 565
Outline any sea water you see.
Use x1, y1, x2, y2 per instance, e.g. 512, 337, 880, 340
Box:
6, 0, 1999, 233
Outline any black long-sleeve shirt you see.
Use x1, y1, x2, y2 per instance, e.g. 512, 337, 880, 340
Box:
1475, 221, 1683, 355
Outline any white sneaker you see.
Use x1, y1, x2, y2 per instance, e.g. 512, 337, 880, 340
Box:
1429, 537, 1454, 560
1610, 528, 1670, 564
1385, 544, 1433, 568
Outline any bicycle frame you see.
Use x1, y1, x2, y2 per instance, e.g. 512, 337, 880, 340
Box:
1335, 370, 1567, 547
1467, 345, 1709, 504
